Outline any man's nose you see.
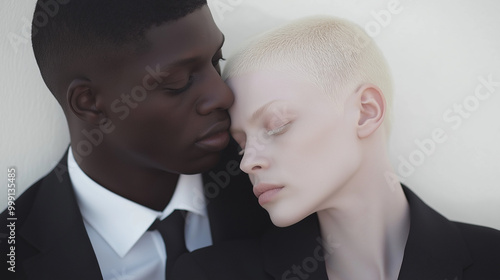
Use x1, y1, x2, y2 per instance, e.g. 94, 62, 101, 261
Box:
196, 68, 234, 115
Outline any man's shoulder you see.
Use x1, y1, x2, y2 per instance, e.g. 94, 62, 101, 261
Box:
0, 159, 70, 248
2, 151, 71, 218
1, 176, 46, 224
0, 174, 53, 278
172, 239, 266, 280
192, 238, 261, 259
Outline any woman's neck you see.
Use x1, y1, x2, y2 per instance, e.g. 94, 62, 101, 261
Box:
317, 157, 410, 280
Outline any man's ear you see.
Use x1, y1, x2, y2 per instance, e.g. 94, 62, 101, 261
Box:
356, 84, 386, 139
66, 78, 103, 125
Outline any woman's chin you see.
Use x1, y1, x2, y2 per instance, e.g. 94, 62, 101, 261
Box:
268, 210, 305, 228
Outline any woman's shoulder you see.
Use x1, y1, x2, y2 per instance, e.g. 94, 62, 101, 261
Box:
454, 222, 500, 252
453, 222, 500, 277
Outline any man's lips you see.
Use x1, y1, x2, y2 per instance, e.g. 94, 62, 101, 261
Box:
195, 119, 231, 152
253, 183, 284, 205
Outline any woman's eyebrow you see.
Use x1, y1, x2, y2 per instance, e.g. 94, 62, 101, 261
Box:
230, 100, 278, 135
250, 100, 280, 124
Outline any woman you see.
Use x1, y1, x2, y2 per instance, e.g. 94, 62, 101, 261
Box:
172, 16, 500, 280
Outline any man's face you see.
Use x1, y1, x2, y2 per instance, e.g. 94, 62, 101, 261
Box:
92, 6, 232, 174
229, 71, 362, 227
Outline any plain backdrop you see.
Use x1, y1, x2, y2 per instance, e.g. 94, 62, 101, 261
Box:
1, 0, 499, 230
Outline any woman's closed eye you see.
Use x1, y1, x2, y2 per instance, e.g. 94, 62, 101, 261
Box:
237, 122, 292, 156
267, 122, 291, 136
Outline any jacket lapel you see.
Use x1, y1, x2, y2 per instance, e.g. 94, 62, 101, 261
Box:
261, 214, 329, 280
20, 153, 103, 280
398, 186, 473, 280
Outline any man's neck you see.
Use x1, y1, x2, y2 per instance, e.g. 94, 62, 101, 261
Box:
71, 147, 180, 211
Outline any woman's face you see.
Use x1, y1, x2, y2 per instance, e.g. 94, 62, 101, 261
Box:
229, 71, 363, 227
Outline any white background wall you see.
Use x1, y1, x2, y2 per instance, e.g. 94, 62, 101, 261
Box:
1, 0, 499, 230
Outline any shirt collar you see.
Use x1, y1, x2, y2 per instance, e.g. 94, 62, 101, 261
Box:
67, 147, 207, 257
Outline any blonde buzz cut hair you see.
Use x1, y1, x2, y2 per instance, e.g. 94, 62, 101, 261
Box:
223, 16, 394, 135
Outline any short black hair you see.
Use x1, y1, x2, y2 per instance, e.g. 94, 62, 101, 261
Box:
32, 0, 207, 94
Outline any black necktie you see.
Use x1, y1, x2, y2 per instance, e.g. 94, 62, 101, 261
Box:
148, 210, 188, 280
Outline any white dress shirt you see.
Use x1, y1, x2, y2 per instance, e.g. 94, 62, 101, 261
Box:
68, 148, 212, 280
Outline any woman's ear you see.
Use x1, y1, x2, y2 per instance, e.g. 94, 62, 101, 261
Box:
66, 78, 103, 125
356, 84, 386, 139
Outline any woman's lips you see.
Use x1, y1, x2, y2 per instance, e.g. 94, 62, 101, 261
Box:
253, 183, 284, 205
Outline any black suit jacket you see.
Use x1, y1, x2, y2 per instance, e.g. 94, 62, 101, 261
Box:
172, 186, 500, 280
0, 143, 271, 280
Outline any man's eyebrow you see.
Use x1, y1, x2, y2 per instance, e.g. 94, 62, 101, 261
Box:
166, 56, 199, 68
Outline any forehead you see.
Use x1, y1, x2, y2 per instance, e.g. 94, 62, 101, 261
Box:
228, 70, 327, 123
92, 6, 223, 87
135, 5, 222, 66
228, 70, 313, 100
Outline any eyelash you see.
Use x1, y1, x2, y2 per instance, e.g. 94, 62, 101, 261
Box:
163, 56, 224, 95
267, 122, 291, 136
237, 122, 291, 156
164, 75, 194, 94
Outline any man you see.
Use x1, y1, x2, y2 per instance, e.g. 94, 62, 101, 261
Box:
0, 1, 270, 279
